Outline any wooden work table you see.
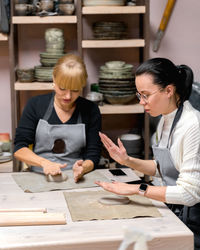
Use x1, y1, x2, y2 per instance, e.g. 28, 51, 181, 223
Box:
0, 169, 193, 250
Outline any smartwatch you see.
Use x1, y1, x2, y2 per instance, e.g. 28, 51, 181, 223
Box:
138, 183, 148, 196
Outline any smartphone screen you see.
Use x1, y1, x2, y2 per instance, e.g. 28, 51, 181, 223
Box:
109, 169, 127, 176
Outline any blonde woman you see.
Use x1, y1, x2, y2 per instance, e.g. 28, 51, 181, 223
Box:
14, 54, 102, 182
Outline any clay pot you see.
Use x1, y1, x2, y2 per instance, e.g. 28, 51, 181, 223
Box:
58, 3, 75, 15
36, 0, 54, 12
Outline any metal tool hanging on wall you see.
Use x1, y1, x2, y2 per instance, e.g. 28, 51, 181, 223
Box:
153, 0, 176, 52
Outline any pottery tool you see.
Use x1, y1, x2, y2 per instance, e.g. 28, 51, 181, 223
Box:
153, 0, 176, 52
0, 212, 66, 226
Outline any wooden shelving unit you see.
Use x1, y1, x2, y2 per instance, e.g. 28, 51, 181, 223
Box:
78, 0, 150, 160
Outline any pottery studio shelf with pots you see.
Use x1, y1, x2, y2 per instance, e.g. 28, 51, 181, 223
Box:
77, 0, 150, 162
9, 0, 150, 171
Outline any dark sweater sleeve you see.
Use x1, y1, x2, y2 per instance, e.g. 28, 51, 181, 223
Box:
14, 94, 51, 152
79, 98, 102, 168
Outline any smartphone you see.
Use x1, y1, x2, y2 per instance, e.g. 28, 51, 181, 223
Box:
109, 169, 127, 176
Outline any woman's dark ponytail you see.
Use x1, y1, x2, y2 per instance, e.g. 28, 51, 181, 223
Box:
176, 64, 193, 104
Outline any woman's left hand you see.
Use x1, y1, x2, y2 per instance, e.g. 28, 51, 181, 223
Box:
73, 160, 84, 183
95, 180, 139, 196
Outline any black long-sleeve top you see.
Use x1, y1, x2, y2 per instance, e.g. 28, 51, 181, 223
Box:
14, 93, 102, 168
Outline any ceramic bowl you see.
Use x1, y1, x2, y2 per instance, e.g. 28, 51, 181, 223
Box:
105, 61, 126, 69
86, 92, 103, 104
16, 68, 35, 82
103, 94, 135, 104
15, 3, 34, 16
58, 3, 75, 15
120, 134, 143, 155
36, 0, 54, 12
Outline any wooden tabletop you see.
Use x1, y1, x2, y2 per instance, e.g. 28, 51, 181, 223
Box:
0, 170, 193, 250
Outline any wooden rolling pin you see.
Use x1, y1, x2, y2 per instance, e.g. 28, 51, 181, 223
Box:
0, 212, 66, 226
0, 208, 47, 213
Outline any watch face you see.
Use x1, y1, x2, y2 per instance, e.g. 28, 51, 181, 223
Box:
140, 183, 148, 191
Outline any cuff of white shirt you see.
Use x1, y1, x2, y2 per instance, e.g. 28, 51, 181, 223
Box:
165, 186, 185, 205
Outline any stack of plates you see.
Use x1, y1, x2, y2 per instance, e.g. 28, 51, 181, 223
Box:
40, 52, 64, 67
93, 21, 127, 40
98, 61, 136, 104
45, 28, 65, 54
83, 0, 125, 6
34, 66, 54, 82
35, 28, 65, 82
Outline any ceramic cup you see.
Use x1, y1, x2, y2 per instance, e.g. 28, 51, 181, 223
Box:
36, 0, 54, 12
15, 3, 34, 16
58, 3, 75, 15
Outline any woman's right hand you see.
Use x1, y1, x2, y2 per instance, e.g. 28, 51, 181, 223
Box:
99, 132, 129, 166
40, 159, 67, 175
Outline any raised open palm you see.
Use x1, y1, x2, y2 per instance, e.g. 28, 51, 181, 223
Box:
99, 132, 129, 166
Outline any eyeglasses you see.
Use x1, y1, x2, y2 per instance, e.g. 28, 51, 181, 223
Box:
136, 88, 162, 103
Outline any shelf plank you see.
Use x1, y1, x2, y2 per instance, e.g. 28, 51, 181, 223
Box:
0, 33, 8, 41
99, 103, 144, 114
15, 82, 53, 91
82, 6, 146, 14
12, 16, 77, 24
82, 39, 145, 48
15, 82, 143, 114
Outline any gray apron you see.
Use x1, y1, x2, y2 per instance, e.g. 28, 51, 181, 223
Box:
31, 95, 86, 173
152, 105, 200, 250
152, 106, 183, 186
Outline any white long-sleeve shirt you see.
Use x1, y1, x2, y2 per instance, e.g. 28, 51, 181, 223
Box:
154, 101, 200, 206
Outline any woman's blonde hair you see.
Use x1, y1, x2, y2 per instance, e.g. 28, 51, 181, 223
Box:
53, 54, 88, 90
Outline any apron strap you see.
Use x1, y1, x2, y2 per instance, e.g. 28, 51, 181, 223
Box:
167, 104, 183, 148
77, 112, 82, 123
182, 205, 189, 224
43, 93, 55, 121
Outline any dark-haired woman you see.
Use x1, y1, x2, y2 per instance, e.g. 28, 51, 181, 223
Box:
96, 58, 200, 249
